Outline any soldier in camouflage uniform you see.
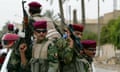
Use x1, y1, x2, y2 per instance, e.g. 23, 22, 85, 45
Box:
55, 24, 84, 72
79, 40, 96, 72
19, 20, 59, 72
0, 33, 19, 72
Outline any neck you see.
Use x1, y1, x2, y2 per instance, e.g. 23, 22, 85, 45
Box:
36, 38, 47, 43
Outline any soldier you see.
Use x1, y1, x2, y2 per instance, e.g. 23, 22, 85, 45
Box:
55, 24, 84, 72
19, 20, 59, 72
27, 1, 61, 40
79, 40, 96, 72
7, 24, 14, 33
1, 24, 15, 42
0, 33, 19, 72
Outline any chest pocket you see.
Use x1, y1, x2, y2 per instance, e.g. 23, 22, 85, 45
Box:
31, 40, 53, 72
32, 40, 53, 59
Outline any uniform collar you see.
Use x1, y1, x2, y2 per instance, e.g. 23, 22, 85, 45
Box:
82, 54, 93, 64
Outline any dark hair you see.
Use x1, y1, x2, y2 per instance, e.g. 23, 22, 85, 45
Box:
29, 8, 41, 15
14, 28, 19, 34
8, 28, 14, 31
0, 41, 3, 49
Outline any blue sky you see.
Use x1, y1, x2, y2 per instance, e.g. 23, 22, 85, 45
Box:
0, 0, 119, 30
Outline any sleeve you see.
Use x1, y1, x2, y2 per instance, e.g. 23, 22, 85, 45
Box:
47, 42, 59, 72
55, 38, 74, 64
48, 43, 58, 63
20, 45, 32, 72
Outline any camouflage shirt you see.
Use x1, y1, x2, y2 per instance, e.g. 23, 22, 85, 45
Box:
74, 54, 93, 72
55, 38, 75, 72
55, 38, 74, 64
21, 39, 59, 72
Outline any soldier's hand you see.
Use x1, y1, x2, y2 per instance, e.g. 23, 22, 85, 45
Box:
19, 43, 27, 53
67, 37, 74, 48
64, 28, 74, 48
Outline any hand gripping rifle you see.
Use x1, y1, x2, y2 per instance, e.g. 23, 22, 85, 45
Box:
58, 14, 83, 56
0, 1, 29, 72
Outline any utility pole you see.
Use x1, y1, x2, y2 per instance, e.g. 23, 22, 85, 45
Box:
97, 0, 100, 57
58, 0, 65, 22
113, 0, 117, 19
69, 5, 71, 24
73, 9, 78, 24
113, 0, 117, 57
81, 0, 86, 25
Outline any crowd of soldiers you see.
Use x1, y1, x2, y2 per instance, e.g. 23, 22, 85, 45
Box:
0, 1, 97, 72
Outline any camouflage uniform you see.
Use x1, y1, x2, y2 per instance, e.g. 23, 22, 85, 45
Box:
56, 39, 94, 72
76, 40, 97, 72
21, 38, 59, 72
55, 24, 87, 72
20, 20, 59, 72
0, 33, 20, 72
74, 55, 93, 72
55, 38, 75, 72
7, 49, 22, 72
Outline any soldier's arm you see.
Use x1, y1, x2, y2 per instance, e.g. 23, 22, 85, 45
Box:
19, 43, 32, 72
55, 38, 74, 64
19, 43, 28, 66
48, 43, 58, 63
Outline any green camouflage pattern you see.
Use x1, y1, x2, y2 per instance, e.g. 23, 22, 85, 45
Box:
7, 44, 32, 72
74, 54, 93, 72
47, 40, 59, 72
55, 38, 75, 72
55, 38, 73, 64
7, 49, 21, 72
55, 38, 93, 72
21, 39, 59, 72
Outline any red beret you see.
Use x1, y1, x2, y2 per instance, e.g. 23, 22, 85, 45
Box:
8, 24, 14, 30
72, 24, 84, 32
3, 33, 19, 41
33, 20, 47, 29
28, 1, 42, 8
81, 40, 96, 49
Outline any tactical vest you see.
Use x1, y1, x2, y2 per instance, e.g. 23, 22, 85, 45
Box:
30, 40, 53, 72
76, 58, 93, 72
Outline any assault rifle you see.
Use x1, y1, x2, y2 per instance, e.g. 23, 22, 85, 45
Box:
58, 14, 83, 56
0, 1, 29, 72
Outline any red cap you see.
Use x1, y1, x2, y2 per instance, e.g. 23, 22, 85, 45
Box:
8, 24, 14, 30
72, 24, 84, 32
81, 40, 96, 49
33, 20, 47, 29
28, 1, 42, 8
3, 33, 19, 41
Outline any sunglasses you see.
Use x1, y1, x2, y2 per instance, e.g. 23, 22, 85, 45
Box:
35, 29, 47, 33
87, 48, 96, 51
